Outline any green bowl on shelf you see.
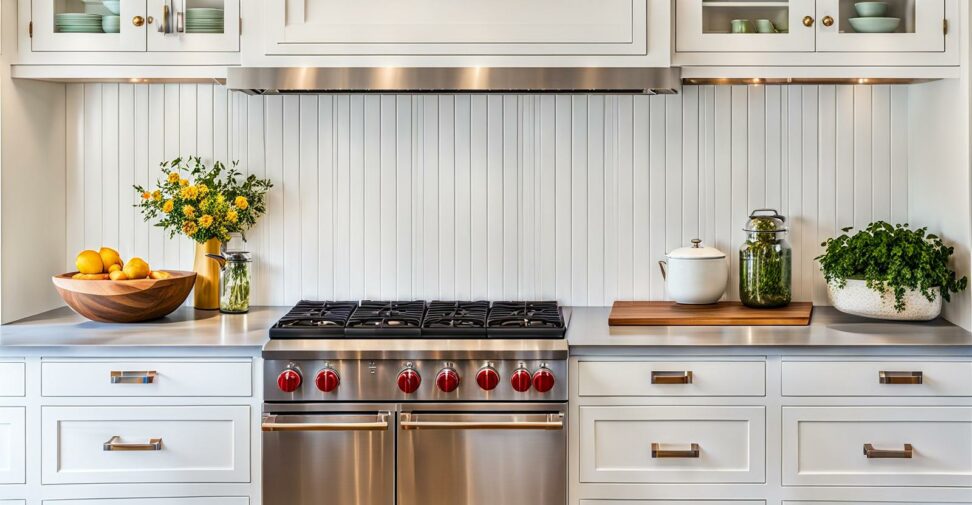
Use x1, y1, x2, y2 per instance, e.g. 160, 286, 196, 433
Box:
854, 2, 889, 17
848, 17, 900, 33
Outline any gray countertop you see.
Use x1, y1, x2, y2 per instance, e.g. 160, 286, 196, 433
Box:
0, 306, 289, 349
1, 305, 970, 351
564, 306, 972, 348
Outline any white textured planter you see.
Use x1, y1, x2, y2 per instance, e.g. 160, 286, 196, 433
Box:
827, 279, 942, 321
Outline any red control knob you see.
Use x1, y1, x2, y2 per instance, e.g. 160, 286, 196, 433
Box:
476, 366, 500, 391
436, 368, 460, 393
398, 368, 421, 394
277, 369, 302, 393
533, 367, 555, 393
315, 368, 340, 393
511, 368, 532, 392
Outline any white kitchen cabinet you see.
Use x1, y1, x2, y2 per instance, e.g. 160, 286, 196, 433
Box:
41, 405, 250, 485
263, 0, 654, 57
816, 0, 946, 52
0, 408, 26, 485
676, 0, 817, 52
0, 362, 25, 397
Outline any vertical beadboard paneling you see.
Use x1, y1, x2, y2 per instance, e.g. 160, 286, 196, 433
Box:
66, 85, 913, 306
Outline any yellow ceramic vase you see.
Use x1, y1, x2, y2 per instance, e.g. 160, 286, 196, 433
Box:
193, 238, 221, 310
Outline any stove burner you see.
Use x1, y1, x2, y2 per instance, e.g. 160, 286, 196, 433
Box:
346, 301, 426, 336
422, 301, 489, 337
487, 301, 565, 338
269, 301, 358, 338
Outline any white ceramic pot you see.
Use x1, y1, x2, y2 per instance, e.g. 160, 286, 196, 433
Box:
827, 279, 942, 321
659, 239, 729, 304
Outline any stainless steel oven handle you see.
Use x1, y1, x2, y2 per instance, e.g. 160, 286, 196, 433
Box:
399, 413, 564, 431
262, 412, 390, 432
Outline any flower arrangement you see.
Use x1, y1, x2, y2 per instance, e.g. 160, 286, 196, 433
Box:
134, 157, 272, 243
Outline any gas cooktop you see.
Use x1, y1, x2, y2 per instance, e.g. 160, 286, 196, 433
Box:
269, 300, 566, 339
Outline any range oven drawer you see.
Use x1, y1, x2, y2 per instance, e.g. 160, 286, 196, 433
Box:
262, 409, 395, 505
397, 405, 567, 505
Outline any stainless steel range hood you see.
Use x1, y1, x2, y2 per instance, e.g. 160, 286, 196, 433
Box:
227, 67, 681, 95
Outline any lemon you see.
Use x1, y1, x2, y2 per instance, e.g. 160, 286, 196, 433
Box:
99, 247, 123, 269
107, 264, 122, 273
109, 270, 128, 281
123, 257, 150, 280
76, 250, 104, 274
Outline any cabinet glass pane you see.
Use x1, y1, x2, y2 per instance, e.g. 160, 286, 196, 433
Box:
701, 0, 791, 34
53, 0, 117, 34
185, 0, 224, 34
838, 0, 916, 34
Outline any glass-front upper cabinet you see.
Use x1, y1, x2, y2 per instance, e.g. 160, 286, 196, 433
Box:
31, 0, 238, 52
147, 0, 239, 51
815, 0, 945, 52
676, 0, 817, 52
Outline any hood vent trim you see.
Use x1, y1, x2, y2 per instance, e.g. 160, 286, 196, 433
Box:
227, 67, 681, 95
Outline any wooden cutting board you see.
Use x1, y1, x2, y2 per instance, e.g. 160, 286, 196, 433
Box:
609, 301, 813, 326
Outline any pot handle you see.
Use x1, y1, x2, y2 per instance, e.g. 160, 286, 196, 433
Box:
658, 260, 667, 280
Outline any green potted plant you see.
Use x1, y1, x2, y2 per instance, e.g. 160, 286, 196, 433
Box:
816, 222, 967, 320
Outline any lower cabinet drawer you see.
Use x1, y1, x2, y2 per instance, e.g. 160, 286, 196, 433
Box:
583, 502, 765, 505
43, 500, 247, 505
783, 406, 972, 487
0, 501, 26, 505
782, 360, 972, 396
42, 360, 252, 397
578, 360, 766, 397
0, 362, 25, 396
784, 502, 969, 505
42, 406, 250, 485
0, 407, 26, 485
579, 406, 765, 483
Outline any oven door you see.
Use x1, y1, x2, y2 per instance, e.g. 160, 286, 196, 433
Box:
397, 403, 567, 505
262, 404, 395, 505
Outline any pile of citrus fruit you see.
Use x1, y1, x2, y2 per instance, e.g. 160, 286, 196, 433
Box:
74, 247, 172, 281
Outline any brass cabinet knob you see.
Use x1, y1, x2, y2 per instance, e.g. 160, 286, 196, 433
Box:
803, 16, 815, 27
132, 15, 145, 27
822, 16, 835, 27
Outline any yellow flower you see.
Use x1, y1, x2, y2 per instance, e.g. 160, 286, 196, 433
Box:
152, 190, 162, 201
167, 172, 181, 184
182, 205, 196, 218
234, 196, 249, 210
162, 200, 174, 213
197, 184, 209, 196
141, 191, 151, 200
216, 194, 226, 205
226, 210, 238, 223
199, 215, 214, 228
182, 221, 198, 236
179, 178, 190, 187
179, 185, 199, 201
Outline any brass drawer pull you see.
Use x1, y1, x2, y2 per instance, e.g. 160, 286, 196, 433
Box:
879, 371, 923, 384
103, 436, 163, 451
863, 443, 913, 459
651, 443, 700, 458
110, 370, 157, 384
651, 371, 693, 384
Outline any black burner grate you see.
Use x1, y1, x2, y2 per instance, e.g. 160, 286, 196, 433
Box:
486, 301, 565, 338
346, 300, 427, 337
422, 301, 490, 337
269, 301, 358, 338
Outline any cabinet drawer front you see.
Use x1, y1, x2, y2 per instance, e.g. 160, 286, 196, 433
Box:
0, 362, 25, 396
584, 502, 764, 505
782, 360, 972, 396
42, 360, 252, 397
783, 407, 972, 487
42, 406, 250, 484
578, 361, 765, 396
579, 406, 765, 483
44, 499, 247, 505
0, 408, 26, 484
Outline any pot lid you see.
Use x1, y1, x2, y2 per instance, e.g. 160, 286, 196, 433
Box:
668, 239, 726, 259
743, 208, 787, 233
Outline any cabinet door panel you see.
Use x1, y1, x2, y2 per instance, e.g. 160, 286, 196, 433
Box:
0, 408, 26, 485
676, 0, 816, 52
816, 0, 946, 52
31, 0, 146, 52
266, 0, 648, 55
147, 0, 240, 52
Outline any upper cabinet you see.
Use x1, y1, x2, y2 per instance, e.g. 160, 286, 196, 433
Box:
243, 0, 671, 67
675, 0, 958, 68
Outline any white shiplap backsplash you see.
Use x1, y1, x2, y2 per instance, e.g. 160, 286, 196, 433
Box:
66, 84, 910, 307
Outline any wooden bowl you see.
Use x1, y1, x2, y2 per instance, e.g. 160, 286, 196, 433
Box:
52, 270, 197, 323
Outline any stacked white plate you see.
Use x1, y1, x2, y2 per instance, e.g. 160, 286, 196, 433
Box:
55, 13, 104, 33
186, 8, 224, 33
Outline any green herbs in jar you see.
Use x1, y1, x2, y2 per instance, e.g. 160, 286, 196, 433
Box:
740, 211, 793, 308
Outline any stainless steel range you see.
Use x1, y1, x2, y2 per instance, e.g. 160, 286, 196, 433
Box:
262, 300, 569, 505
